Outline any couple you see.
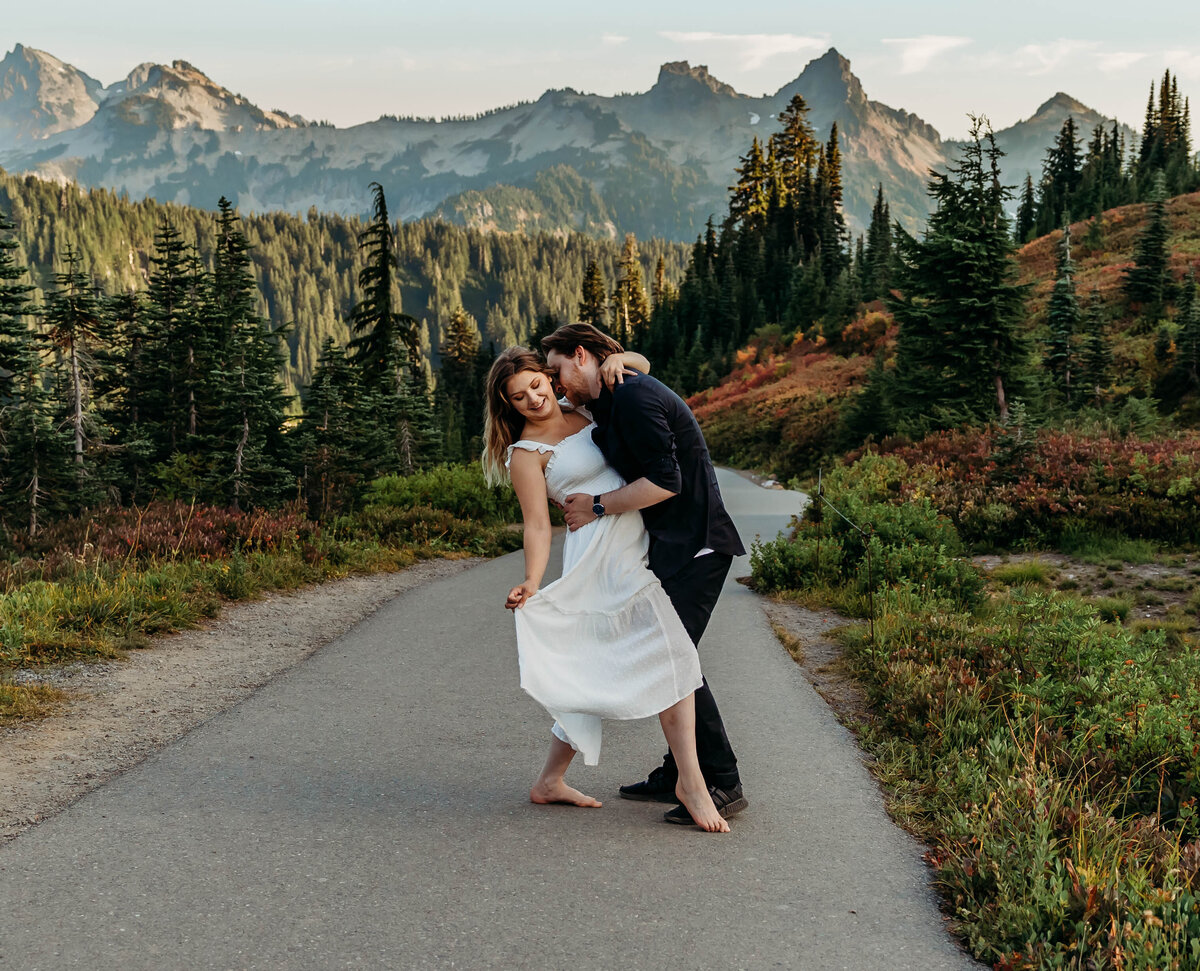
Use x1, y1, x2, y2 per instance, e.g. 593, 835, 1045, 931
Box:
482, 322, 747, 833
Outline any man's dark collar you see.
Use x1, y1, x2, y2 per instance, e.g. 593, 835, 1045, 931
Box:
590, 386, 614, 424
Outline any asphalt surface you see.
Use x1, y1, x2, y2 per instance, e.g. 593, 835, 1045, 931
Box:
0, 471, 980, 970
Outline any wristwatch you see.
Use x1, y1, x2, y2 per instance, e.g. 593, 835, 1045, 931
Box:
592, 494, 606, 517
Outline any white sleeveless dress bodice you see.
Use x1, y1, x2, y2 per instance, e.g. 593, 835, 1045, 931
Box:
506, 423, 701, 764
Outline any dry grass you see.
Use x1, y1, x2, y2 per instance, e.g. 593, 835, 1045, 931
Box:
1017, 190, 1200, 326
0, 678, 68, 723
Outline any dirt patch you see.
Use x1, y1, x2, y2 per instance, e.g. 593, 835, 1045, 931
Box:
973, 551, 1200, 633
0, 557, 483, 845
761, 600, 873, 730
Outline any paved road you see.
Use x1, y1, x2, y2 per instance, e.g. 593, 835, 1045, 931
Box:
0, 471, 979, 970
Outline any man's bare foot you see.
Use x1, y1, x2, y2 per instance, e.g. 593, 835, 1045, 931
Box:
675, 781, 731, 833
530, 778, 602, 807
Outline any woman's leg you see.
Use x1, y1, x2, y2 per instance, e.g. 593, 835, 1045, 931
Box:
530, 735, 602, 807
658, 695, 730, 833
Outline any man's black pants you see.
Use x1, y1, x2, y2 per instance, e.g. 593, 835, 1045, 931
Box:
655, 552, 740, 791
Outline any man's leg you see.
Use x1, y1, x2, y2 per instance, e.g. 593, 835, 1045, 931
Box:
658, 553, 740, 790
621, 553, 740, 797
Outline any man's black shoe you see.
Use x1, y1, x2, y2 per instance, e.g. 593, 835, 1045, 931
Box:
618, 766, 678, 803
663, 784, 748, 825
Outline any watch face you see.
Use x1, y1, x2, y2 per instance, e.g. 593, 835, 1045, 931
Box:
592, 502, 604, 516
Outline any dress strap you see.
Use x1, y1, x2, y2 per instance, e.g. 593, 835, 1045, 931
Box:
505, 439, 556, 469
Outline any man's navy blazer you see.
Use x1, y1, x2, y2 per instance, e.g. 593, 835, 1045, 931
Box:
590, 372, 745, 580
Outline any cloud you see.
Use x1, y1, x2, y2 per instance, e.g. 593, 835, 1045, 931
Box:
1164, 49, 1200, 76
660, 31, 827, 70
601, 33, 628, 47
1013, 39, 1098, 75
881, 35, 971, 74
1095, 51, 1147, 74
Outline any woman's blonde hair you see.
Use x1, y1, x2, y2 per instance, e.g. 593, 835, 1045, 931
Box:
481, 346, 555, 486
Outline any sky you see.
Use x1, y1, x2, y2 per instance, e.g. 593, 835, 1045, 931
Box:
7, 1, 1200, 138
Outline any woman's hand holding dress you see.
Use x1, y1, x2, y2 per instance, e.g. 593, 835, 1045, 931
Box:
505, 581, 538, 610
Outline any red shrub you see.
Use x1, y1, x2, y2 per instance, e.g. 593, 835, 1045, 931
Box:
15, 501, 321, 563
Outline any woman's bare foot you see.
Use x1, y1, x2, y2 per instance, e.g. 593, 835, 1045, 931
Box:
676, 781, 730, 833
530, 778, 602, 807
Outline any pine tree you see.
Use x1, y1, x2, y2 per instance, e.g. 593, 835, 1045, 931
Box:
0, 206, 36, 406
1172, 271, 1200, 393
142, 220, 196, 458
436, 306, 483, 462
578, 260, 607, 326
98, 289, 155, 503
814, 126, 850, 285
881, 117, 1031, 433
1014, 174, 1036, 244
863, 184, 892, 300
40, 246, 108, 503
208, 197, 291, 509
1079, 289, 1112, 407
296, 338, 390, 518
0, 208, 53, 540
0, 241, 75, 537
348, 182, 419, 395
1035, 117, 1082, 236
1044, 219, 1081, 405
1, 324, 75, 537
727, 137, 770, 233
652, 255, 673, 308
611, 233, 651, 347
783, 254, 826, 336
769, 94, 819, 209
1122, 172, 1173, 319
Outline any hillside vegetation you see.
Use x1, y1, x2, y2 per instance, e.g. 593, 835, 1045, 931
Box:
691, 191, 1200, 482
0, 169, 689, 400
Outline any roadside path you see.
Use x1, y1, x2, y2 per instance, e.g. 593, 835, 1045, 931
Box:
0, 471, 979, 970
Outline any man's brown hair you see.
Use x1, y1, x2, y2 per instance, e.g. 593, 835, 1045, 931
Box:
540, 322, 624, 362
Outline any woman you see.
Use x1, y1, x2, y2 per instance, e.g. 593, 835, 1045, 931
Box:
483, 346, 728, 833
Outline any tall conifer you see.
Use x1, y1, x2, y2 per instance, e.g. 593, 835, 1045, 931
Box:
578, 260, 607, 326
882, 117, 1031, 432
1044, 219, 1081, 404
40, 246, 108, 502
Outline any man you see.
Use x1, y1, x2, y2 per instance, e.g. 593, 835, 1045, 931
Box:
542, 323, 747, 824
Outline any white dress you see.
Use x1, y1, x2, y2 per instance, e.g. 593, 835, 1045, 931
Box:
506, 423, 702, 765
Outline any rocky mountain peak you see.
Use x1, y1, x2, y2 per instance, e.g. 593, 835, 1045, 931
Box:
107, 59, 298, 131
1031, 91, 1092, 119
0, 44, 104, 142
653, 61, 741, 99
777, 48, 863, 107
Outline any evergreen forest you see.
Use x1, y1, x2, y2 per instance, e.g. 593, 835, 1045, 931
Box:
1, 70, 1200, 542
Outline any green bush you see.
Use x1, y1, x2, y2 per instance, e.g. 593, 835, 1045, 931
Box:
342, 505, 522, 557
751, 453, 981, 610
366, 464, 521, 524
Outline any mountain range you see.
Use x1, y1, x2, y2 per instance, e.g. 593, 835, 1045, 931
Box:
0, 43, 1134, 241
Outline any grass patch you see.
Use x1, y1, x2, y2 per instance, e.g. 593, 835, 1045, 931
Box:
0, 677, 67, 723
1057, 531, 1160, 564
989, 560, 1056, 586
1147, 574, 1193, 592
1089, 595, 1133, 623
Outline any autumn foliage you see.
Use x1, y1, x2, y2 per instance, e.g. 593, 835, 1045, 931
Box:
876, 427, 1200, 547
688, 331, 879, 475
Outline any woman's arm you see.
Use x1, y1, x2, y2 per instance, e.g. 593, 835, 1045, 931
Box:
599, 351, 651, 390
505, 448, 553, 610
